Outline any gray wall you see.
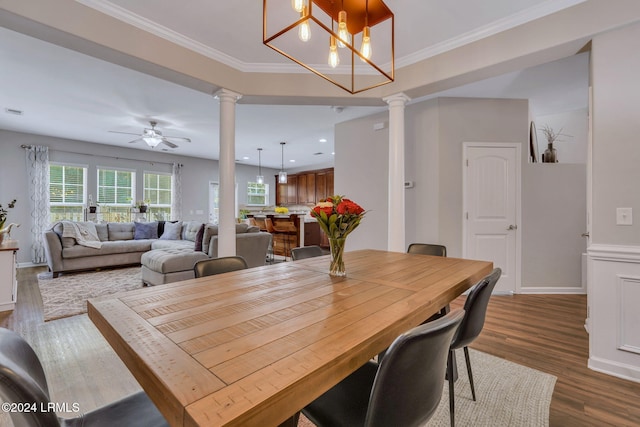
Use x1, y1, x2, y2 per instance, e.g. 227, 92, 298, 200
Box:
522, 164, 586, 288
592, 23, 640, 245
0, 129, 278, 264
335, 96, 587, 290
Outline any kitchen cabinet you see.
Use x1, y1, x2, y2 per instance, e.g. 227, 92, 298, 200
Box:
0, 244, 18, 312
274, 168, 333, 206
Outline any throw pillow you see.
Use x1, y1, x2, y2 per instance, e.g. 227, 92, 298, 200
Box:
134, 221, 158, 240
194, 223, 206, 252
160, 221, 182, 240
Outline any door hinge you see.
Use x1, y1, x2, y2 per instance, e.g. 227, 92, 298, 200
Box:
465, 212, 469, 220
466, 159, 469, 167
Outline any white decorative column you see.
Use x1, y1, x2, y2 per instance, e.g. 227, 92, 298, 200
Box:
215, 88, 242, 257
383, 93, 410, 253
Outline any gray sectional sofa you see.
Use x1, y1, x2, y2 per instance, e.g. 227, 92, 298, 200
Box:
43, 220, 272, 280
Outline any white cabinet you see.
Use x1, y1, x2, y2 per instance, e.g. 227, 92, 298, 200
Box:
0, 244, 18, 312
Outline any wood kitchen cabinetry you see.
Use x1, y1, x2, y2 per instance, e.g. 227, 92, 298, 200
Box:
275, 168, 333, 206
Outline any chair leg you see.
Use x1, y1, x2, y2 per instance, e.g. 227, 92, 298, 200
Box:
447, 349, 456, 427
463, 346, 476, 401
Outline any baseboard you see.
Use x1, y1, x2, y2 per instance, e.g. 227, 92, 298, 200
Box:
589, 355, 640, 384
17, 262, 46, 269
518, 285, 586, 294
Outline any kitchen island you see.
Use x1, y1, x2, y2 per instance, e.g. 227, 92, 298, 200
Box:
248, 213, 326, 258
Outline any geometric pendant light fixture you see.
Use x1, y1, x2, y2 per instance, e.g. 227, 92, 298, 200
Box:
263, 0, 394, 94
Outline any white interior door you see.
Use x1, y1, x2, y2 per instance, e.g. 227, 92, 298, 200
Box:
463, 143, 520, 294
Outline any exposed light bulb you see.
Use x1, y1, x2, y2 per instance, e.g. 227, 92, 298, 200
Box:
291, 0, 304, 13
257, 175, 264, 185
337, 10, 351, 48
298, 7, 311, 42
360, 26, 372, 61
328, 36, 340, 68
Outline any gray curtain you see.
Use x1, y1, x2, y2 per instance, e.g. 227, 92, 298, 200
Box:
171, 162, 183, 220
25, 145, 50, 264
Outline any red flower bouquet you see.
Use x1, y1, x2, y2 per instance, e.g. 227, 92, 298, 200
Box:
311, 195, 365, 276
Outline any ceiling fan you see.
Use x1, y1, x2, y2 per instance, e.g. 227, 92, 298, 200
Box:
109, 121, 191, 148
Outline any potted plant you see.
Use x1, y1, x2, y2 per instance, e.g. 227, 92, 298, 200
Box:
88, 195, 97, 213
136, 200, 150, 213
540, 125, 571, 163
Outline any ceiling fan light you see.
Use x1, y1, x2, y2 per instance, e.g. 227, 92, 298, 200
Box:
143, 136, 162, 148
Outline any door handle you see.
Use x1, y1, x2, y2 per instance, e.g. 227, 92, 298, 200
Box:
507, 225, 517, 230
581, 232, 590, 238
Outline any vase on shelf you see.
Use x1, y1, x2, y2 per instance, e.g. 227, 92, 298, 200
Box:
542, 142, 558, 163
328, 238, 346, 277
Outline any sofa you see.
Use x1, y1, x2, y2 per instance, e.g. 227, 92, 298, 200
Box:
43, 220, 271, 279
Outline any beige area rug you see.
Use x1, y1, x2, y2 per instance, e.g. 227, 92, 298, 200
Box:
38, 267, 144, 321
298, 348, 557, 427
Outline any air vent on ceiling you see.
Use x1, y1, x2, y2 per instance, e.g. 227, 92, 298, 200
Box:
313, 152, 323, 155
5, 108, 23, 115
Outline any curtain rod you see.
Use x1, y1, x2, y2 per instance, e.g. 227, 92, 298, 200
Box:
20, 144, 182, 167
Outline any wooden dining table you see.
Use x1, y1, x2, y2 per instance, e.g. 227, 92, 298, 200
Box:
88, 249, 492, 427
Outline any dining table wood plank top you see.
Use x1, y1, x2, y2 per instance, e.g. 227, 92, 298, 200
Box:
88, 249, 492, 427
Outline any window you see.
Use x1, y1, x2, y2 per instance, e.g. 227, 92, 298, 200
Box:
97, 168, 135, 222
144, 172, 172, 221
247, 182, 269, 206
49, 164, 86, 222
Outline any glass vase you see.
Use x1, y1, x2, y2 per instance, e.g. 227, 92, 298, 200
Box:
329, 238, 346, 277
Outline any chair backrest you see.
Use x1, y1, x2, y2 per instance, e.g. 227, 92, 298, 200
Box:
264, 218, 276, 233
0, 328, 61, 427
450, 268, 502, 350
193, 256, 248, 278
365, 309, 465, 427
407, 243, 447, 257
290, 245, 324, 261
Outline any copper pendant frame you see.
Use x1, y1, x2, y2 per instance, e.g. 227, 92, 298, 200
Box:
263, 0, 394, 94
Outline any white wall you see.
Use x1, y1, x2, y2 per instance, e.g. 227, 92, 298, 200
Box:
0, 129, 278, 264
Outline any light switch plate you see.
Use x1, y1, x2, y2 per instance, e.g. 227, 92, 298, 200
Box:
617, 207, 633, 225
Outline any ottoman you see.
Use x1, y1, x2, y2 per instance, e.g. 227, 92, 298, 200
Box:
141, 248, 209, 286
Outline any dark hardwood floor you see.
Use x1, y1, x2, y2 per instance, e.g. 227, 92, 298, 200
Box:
2, 267, 640, 426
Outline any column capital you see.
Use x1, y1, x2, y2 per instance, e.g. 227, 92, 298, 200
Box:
383, 92, 411, 106
214, 88, 243, 102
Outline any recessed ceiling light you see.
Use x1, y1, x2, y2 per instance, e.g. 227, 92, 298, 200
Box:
331, 152, 335, 155
242, 156, 250, 160
289, 159, 296, 163
319, 138, 327, 143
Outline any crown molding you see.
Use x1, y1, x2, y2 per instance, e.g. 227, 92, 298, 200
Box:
395, 0, 588, 69
77, 0, 587, 74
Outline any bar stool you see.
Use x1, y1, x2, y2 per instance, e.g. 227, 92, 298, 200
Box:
265, 218, 296, 261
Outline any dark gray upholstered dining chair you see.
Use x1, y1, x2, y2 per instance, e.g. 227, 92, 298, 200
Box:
193, 255, 248, 278
0, 327, 169, 427
407, 243, 447, 257
446, 267, 501, 427
302, 309, 465, 427
290, 245, 324, 261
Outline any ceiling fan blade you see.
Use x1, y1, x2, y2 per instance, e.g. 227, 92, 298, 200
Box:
161, 139, 178, 149
127, 138, 142, 144
109, 130, 141, 136
163, 135, 191, 143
